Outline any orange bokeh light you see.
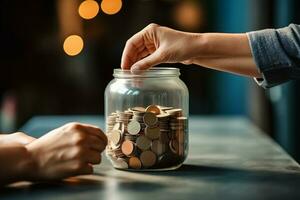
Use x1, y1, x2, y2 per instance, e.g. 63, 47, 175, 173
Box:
173, 1, 204, 31
100, 0, 122, 15
78, 0, 99, 20
63, 35, 84, 56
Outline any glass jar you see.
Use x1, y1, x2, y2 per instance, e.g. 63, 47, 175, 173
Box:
105, 67, 189, 171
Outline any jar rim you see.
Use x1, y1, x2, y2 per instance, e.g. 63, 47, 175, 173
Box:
113, 67, 180, 78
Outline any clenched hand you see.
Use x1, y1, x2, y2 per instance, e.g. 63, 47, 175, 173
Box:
25, 122, 107, 181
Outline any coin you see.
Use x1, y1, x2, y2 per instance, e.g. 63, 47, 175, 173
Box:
106, 104, 188, 170
121, 140, 135, 156
140, 150, 157, 168
157, 112, 170, 119
177, 116, 187, 120
143, 112, 157, 126
145, 126, 160, 140
158, 106, 174, 111
116, 111, 132, 124
176, 130, 185, 144
179, 142, 184, 156
131, 106, 146, 113
145, 105, 161, 115
124, 133, 137, 142
151, 139, 166, 156
113, 122, 121, 130
159, 130, 170, 143
113, 148, 125, 157
169, 139, 179, 154
115, 158, 128, 169
166, 108, 183, 116
107, 114, 117, 132
127, 120, 141, 135
131, 116, 144, 123
128, 157, 142, 169
108, 141, 120, 150
108, 130, 122, 146
136, 135, 151, 150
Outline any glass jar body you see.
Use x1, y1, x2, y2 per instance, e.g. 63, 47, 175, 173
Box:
105, 68, 189, 171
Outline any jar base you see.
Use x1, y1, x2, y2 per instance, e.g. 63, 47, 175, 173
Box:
113, 163, 183, 172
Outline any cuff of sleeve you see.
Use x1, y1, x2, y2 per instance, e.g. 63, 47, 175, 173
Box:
253, 68, 292, 88
246, 29, 294, 88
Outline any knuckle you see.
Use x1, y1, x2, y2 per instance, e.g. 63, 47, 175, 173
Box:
125, 39, 131, 46
73, 132, 86, 145
67, 122, 83, 131
125, 39, 136, 49
147, 23, 159, 30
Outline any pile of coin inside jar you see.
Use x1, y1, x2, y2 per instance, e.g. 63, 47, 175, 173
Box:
105, 105, 188, 170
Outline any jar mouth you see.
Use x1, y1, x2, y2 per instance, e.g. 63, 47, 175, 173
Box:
113, 67, 180, 78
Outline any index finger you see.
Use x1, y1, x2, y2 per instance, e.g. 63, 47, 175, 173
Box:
121, 30, 146, 70
78, 124, 108, 146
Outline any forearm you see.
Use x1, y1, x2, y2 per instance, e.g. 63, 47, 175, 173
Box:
0, 144, 35, 185
192, 57, 259, 77
191, 33, 260, 77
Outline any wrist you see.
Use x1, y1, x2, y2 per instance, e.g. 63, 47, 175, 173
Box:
184, 33, 209, 64
22, 145, 39, 181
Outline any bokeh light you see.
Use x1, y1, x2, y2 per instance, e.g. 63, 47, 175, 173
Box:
78, 0, 99, 20
173, 1, 204, 31
100, 0, 122, 15
63, 35, 84, 56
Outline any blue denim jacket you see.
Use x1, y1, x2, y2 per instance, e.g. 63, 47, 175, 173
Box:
247, 24, 300, 88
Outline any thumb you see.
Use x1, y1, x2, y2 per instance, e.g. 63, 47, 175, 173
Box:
131, 49, 165, 71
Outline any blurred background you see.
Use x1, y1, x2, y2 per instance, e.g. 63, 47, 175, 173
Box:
0, 0, 300, 161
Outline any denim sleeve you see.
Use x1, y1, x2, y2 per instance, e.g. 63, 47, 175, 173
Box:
246, 24, 300, 88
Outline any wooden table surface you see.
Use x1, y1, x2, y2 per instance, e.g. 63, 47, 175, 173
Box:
2, 115, 300, 200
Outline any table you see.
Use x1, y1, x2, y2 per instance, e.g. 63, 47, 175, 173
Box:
2, 115, 300, 200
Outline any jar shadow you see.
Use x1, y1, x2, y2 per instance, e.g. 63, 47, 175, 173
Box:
143, 163, 300, 184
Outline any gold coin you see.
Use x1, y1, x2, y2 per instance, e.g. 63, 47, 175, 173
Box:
143, 112, 157, 126
121, 140, 135, 156
136, 135, 151, 150
145, 105, 161, 115
145, 126, 160, 140
128, 157, 142, 169
127, 120, 141, 135
140, 150, 157, 168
